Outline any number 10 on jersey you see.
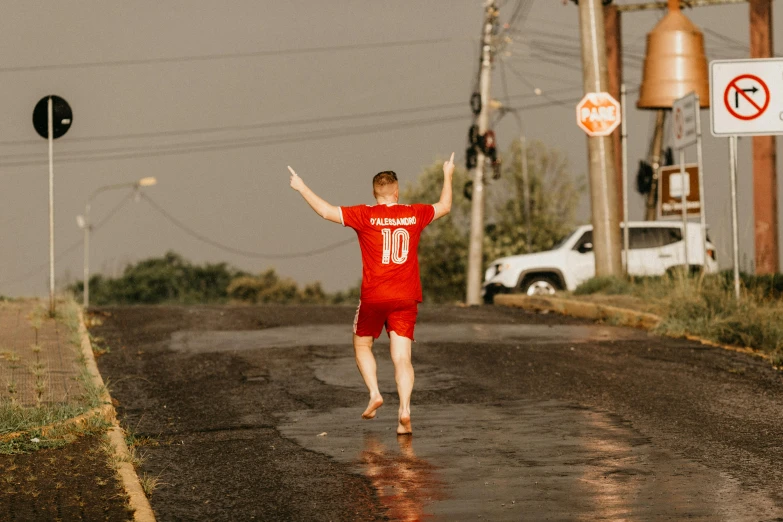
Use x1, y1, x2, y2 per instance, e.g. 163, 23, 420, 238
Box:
381, 228, 410, 264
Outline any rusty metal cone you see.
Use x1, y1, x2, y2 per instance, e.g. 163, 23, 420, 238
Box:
637, 0, 710, 109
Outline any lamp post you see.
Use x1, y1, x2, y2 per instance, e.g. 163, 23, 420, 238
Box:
77, 177, 157, 307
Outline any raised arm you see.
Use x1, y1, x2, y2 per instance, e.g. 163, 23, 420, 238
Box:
288, 166, 342, 224
432, 152, 454, 221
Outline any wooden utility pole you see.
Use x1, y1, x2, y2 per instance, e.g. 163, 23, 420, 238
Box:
466, 1, 497, 305
644, 111, 667, 220
750, 0, 779, 274
604, 3, 624, 219
578, 0, 623, 277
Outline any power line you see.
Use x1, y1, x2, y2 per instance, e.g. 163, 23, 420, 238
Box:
0, 89, 558, 151
0, 87, 583, 167
0, 113, 472, 167
0, 100, 467, 147
0, 90, 599, 169
0, 37, 464, 73
502, 60, 576, 108
140, 193, 355, 259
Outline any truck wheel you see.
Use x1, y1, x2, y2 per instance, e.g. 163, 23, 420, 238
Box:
522, 276, 558, 296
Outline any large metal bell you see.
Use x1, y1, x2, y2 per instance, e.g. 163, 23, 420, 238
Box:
637, 0, 710, 109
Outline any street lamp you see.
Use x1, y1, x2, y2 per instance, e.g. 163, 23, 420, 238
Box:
76, 177, 157, 307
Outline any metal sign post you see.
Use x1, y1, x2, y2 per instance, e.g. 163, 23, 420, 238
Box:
679, 150, 689, 269
695, 94, 707, 270
708, 60, 783, 299
47, 98, 55, 315
621, 84, 629, 274
32, 95, 73, 315
672, 92, 700, 272
729, 136, 741, 300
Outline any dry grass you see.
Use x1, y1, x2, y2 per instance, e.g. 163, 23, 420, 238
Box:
573, 273, 783, 365
138, 472, 163, 497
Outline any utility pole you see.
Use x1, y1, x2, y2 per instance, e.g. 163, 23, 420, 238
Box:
466, 0, 498, 305
750, 0, 779, 274
604, 2, 624, 220
577, 0, 623, 277
644, 111, 667, 220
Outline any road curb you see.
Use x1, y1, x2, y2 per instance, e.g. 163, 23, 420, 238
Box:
494, 294, 776, 365
495, 294, 661, 329
76, 308, 157, 522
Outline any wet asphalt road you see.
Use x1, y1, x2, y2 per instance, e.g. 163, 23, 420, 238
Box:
91, 304, 783, 521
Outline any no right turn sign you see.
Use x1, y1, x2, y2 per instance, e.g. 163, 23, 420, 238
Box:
711, 58, 783, 136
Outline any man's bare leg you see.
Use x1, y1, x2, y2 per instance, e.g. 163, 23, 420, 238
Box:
389, 331, 414, 435
353, 334, 384, 419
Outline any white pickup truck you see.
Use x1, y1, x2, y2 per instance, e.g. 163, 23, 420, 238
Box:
482, 221, 718, 303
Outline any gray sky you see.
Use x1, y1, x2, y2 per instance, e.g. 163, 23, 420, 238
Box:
0, 0, 780, 297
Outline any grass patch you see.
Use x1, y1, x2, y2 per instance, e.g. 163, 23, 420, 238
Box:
573, 273, 783, 361
0, 402, 90, 436
573, 276, 634, 296
88, 334, 111, 357
120, 424, 159, 468
139, 471, 167, 498
0, 413, 110, 455
0, 297, 109, 451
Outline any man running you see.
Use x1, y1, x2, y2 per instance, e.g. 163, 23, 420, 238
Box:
288, 153, 454, 435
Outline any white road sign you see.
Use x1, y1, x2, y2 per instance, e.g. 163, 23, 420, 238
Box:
672, 92, 698, 150
710, 58, 783, 136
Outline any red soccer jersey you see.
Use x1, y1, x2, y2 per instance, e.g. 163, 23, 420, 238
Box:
340, 203, 435, 302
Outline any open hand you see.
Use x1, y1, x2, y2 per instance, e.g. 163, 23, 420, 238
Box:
288, 166, 305, 192
443, 152, 455, 178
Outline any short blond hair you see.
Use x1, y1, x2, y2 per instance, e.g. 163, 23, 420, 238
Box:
373, 171, 398, 198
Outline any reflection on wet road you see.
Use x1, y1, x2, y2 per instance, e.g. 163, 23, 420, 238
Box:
360, 433, 444, 521
278, 401, 777, 521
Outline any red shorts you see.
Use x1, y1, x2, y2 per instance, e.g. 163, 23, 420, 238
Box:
353, 299, 419, 340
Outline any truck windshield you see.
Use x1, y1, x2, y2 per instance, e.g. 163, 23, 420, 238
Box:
551, 230, 579, 250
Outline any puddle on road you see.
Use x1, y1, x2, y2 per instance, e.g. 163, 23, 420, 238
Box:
277, 401, 779, 521
170, 323, 646, 353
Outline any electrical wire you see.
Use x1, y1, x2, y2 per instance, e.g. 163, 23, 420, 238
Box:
502, 60, 577, 108
0, 99, 472, 147
0, 37, 464, 73
140, 193, 355, 259
0, 85, 579, 168
0, 89, 555, 152
0, 113, 472, 167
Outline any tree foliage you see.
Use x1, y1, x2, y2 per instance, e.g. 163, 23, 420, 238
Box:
69, 251, 357, 305
69, 252, 246, 305
403, 141, 584, 303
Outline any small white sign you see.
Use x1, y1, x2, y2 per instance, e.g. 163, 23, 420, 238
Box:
669, 173, 691, 199
710, 58, 783, 136
672, 92, 698, 150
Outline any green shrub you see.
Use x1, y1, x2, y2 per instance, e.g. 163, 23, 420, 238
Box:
227, 269, 302, 304
69, 251, 356, 305
573, 276, 634, 296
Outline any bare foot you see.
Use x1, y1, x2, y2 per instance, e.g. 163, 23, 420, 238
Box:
362, 394, 384, 419
397, 411, 412, 435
